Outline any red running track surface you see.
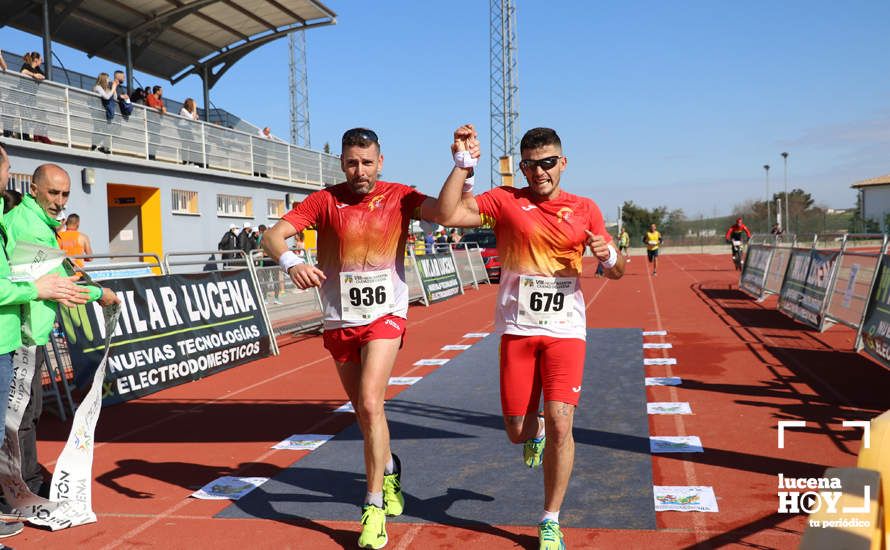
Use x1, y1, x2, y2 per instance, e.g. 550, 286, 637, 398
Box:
18, 252, 889, 549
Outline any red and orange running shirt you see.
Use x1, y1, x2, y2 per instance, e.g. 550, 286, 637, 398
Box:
283, 180, 428, 329
475, 186, 611, 340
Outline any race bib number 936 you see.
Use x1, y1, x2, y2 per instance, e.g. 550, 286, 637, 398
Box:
340, 270, 395, 321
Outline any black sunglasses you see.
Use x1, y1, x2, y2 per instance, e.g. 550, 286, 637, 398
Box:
519, 155, 561, 171
342, 128, 379, 145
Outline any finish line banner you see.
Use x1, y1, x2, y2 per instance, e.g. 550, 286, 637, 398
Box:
739, 244, 773, 300
777, 248, 839, 330
63, 270, 271, 405
860, 255, 890, 366
415, 252, 462, 304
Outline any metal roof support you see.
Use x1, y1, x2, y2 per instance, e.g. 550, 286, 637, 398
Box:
201, 65, 211, 122
172, 20, 336, 89
42, 0, 54, 80
125, 32, 134, 95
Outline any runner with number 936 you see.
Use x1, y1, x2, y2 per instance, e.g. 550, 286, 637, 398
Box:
349, 286, 387, 307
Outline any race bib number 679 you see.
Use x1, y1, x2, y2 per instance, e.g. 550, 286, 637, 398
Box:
517, 275, 576, 327
340, 270, 395, 321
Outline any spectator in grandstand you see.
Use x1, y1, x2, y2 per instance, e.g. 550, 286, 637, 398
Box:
449, 228, 461, 245
58, 213, 93, 267
19, 52, 45, 81
146, 85, 167, 114
93, 71, 132, 122
259, 126, 273, 139
237, 221, 256, 253
130, 86, 149, 105
4, 162, 119, 504
180, 98, 200, 121
770, 222, 783, 235
0, 49, 7, 72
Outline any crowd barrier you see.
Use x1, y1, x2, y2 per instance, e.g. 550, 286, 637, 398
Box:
739, 232, 890, 368
39, 242, 492, 413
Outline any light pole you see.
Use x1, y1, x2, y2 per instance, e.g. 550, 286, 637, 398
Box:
781, 152, 789, 234
764, 164, 771, 232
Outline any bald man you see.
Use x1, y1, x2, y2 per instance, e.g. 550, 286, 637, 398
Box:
5, 163, 119, 496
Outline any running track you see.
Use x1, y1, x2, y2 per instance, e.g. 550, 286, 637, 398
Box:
18, 252, 889, 549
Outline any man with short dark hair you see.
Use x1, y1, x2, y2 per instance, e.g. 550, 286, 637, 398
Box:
262, 127, 478, 549
5, 163, 119, 499
145, 85, 166, 114
57, 213, 94, 267
436, 125, 625, 550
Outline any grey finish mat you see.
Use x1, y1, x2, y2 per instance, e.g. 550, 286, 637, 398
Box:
218, 329, 655, 529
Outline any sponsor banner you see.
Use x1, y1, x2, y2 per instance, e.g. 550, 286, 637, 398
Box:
272, 434, 334, 451
414, 358, 449, 366
654, 486, 719, 512
415, 252, 462, 304
644, 358, 677, 366
191, 476, 268, 500
650, 436, 704, 453
388, 377, 422, 386
645, 377, 683, 386
860, 256, 890, 366
334, 402, 355, 413
647, 402, 692, 415
63, 270, 271, 405
777, 249, 839, 329
739, 244, 774, 298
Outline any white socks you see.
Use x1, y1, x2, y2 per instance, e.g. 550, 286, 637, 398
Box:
366, 491, 384, 509
541, 510, 559, 523
384, 455, 395, 475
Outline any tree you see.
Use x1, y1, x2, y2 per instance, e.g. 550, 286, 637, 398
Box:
620, 201, 685, 239
323, 142, 331, 154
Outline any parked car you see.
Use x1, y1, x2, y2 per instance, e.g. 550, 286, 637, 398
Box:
461, 230, 500, 282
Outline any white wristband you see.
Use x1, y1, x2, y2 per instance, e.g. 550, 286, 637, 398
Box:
453, 150, 477, 169
462, 173, 475, 194
601, 245, 618, 269
279, 250, 305, 273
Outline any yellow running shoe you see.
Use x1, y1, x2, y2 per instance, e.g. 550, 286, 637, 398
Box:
358, 504, 387, 549
382, 453, 404, 517
524, 436, 545, 468
538, 519, 565, 550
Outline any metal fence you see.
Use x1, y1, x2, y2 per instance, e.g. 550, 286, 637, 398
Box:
0, 70, 340, 188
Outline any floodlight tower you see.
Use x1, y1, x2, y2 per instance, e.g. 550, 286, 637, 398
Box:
490, 0, 520, 187
289, 30, 311, 147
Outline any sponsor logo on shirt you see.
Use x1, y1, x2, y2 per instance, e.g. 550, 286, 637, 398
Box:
368, 195, 386, 211
557, 207, 574, 223
520, 204, 538, 211
384, 318, 401, 331
335, 203, 348, 209
572, 385, 582, 393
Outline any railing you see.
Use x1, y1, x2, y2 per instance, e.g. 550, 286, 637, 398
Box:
0, 70, 341, 189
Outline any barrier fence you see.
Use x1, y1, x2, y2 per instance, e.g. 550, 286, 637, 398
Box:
39, 242, 491, 414
739, 232, 890, 369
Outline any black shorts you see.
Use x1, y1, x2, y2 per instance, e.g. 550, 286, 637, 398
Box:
647, 249, 659, 261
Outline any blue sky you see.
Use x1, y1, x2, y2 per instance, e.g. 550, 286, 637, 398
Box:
3, 1, 890, 219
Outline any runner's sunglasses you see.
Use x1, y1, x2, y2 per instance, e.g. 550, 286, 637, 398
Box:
518, 155, 561, 171
341, 128, 379, 145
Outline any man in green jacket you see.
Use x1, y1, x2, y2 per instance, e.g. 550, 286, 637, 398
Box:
5, 162, 119, 497
0, 147, 92, 540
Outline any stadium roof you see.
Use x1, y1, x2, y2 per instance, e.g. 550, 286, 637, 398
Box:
0, 0, 336, 88
851, 174, 890, 188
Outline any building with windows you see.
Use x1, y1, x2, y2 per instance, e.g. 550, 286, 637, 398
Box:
851, 174, 890, 229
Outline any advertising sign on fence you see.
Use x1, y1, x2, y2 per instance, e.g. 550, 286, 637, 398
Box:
414, 252, 462, 304
777, 249, 839, 330
739, 245, 773, 299
62, 270, 272, 405
860, 255, 890, 365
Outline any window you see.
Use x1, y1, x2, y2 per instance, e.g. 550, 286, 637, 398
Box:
217, 194, 253, 217
172, 189, 199, 214
267, 198, 285, 219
